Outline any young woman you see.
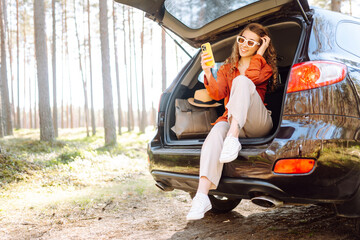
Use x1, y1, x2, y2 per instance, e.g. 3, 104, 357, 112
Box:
186, 23, 278, 221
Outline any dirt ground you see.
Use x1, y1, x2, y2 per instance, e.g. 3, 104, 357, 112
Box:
1, 171, 359, 240
1, 130, 358, 239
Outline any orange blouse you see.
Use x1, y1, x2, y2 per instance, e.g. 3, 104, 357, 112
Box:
204, 54, 273, 125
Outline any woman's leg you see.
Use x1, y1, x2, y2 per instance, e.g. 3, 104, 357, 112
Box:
199, 121, 229, 190
197, 176, 212, 195
227, 117, 240, 138
220, 75, 273, 162
228, 76, 273, 138
187, 121, 229, 220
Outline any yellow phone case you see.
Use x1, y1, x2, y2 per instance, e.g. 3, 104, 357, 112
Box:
201, 42, 215, 67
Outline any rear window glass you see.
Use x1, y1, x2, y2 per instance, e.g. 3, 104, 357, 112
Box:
336, 21, 360, 58
164, 0, 260, 29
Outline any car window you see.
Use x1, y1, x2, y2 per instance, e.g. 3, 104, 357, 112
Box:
336, 21, 360, 58
164, 0, 260, 29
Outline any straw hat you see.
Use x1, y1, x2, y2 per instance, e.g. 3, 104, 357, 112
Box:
188, 89, 222, 108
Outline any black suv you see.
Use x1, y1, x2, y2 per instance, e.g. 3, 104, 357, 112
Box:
116, 0, 360, 229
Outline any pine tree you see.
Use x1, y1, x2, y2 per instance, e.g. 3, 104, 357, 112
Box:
87, 0, 96, 135
52, 0, 58, 137
99, 0, 116, 145
34, 0, 55, 141
113, 1, 122, 135
0, 0, 12, 135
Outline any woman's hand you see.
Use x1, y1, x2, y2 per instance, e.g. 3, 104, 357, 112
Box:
256, 35, 271, 56
201, 53, 214, 80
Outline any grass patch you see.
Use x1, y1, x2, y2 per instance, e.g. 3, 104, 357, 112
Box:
57, 149, 84, 164
96, 132, 148, 159
0, 128, 151, 186
0, 138, 66, 153
0, 153, 40, 186
0, 128, 155, 220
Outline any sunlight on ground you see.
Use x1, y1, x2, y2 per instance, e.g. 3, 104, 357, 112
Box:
0, 128, 157, 222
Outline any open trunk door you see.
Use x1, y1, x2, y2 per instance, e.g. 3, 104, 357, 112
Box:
114, 0, 310, 47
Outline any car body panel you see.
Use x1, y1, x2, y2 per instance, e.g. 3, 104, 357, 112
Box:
146, 8, 360, 217
283, 80, 359, 117
114, 0, 360, 217
150, 114, 360, 199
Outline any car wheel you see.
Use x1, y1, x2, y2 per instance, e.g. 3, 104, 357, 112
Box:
188, 193, 241, 214
208, 195, 242, 213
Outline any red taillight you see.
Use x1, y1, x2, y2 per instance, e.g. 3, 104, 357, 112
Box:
273, 158, 315, 174
286, 61, 347, 93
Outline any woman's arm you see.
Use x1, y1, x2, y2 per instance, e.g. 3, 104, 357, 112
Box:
246, 35, 273, 84
204, 66, 228, 101
245, 54, 273, 85
201, 52, 228, 100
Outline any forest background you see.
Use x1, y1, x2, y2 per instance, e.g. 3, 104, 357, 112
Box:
0, 0, 358, 145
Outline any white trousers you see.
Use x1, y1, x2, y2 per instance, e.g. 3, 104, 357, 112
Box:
199, 76, 273, 189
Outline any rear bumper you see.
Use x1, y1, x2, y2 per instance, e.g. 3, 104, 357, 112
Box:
152, 170, 360, 217
152, 170, 349, 205
149, 138, 360, 201
152, 170, 292, 199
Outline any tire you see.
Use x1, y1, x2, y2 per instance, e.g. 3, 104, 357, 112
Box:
189, 193, 241, 214
208, 195, 242, 213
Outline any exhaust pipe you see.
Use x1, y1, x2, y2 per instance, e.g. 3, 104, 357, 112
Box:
251, 195, 283, 208
155, 181, 174, 192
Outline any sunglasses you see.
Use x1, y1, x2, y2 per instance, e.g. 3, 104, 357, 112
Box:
236, 36, 260, 48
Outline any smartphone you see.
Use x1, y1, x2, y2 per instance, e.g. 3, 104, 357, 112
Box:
201, 42, 215, 67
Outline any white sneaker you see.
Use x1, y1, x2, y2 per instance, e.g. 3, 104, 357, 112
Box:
219, 136, 241, 163
186, 193, 212, 221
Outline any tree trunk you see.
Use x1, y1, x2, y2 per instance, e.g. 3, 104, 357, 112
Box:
113, 2, 122, 135
61, 0, 65, 129
127, 8, 134, 130
331, 0, 341, 12
0, 0, 4, 136
64, 0, 73, 128
161, 28, 166, 92
0, 0, 12, 135
0, 88, 3, 136
23, 55, 26, 128
78, 106, 81, 128
99, 0, 116, 145
34, 0, 55, 141
140, 16, 146, 132
6, 1, 15, 130
73, 0, 89, 137
34, 72, 38, 129
87, 0, 96, 135
349, 0, 352, 16
150, 27, 156, 127
16, 0, 20, 129
52, 0, 58, 137
29, 76, 32, 128
23, 23, 27, 128
131, 11, 141, 131
123, 5, 130, 132
66, 104, 69, 128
